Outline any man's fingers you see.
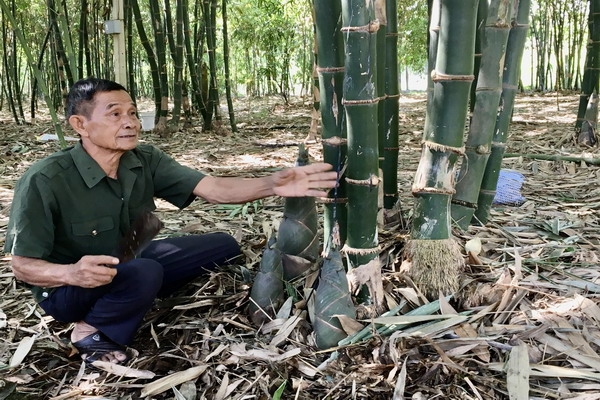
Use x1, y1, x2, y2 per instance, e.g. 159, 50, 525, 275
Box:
308, 171, 339, 181
306, 189, 332, 197
299, 162, 334, 173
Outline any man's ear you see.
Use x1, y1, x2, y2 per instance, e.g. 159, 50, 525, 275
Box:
68, 115, 88, 137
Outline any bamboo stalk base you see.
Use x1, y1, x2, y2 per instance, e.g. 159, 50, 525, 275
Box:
402, 238, 464, 299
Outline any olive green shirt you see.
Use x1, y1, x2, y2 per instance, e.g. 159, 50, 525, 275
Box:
4, 142, 205, 302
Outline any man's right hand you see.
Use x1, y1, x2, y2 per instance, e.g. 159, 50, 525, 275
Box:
11, 255, 119, 289
69, 255, 120, 288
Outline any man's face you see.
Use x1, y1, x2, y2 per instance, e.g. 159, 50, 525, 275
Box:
71, 90, 141, 153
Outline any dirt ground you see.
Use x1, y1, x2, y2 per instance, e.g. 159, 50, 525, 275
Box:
1, 92, 600, 399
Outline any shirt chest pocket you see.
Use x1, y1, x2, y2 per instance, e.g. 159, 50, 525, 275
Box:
71, 216, 116, 254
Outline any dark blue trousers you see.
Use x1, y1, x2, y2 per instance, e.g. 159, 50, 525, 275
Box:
39, 232, 241, 345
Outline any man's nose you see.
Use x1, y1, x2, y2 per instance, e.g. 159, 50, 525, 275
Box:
123, 114, 140, 129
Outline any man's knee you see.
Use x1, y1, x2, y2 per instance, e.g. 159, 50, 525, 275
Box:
115, 259, 164, 294
210, 232, 242, 260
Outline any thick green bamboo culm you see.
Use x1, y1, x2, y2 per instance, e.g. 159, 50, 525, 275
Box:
451, 0, 513, 230
469, 0, 489, 114
341, 0, 380, 270
376, 0, 387, 173
424, 0, 441, 139
405, 0, 478, 299
576, 0, 600, 134
474, 0, 531, 225
383, 0, 400, 210
314, 0, 347, 248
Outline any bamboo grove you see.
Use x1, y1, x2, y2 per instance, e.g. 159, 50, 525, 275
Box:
249, 0, 538, 348
0, 0, 315, 135
0, 0, 589, 134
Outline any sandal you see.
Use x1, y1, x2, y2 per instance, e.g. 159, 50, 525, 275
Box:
72, 331, 131, 364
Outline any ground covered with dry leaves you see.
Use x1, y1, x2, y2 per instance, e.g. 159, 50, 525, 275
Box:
1, 92, 600, 399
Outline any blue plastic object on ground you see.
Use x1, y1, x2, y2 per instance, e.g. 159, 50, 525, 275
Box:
493, 169, 526, 206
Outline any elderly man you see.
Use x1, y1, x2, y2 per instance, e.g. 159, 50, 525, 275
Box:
5, 78, 336, 365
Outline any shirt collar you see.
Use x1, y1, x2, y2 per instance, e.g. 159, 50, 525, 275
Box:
70, 142, 142, 188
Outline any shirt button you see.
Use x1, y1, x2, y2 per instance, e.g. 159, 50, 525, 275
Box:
91, 230, 98, 236
42, 292, 48, 298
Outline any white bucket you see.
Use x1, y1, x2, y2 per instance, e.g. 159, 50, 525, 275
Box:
139, 111, 156, 131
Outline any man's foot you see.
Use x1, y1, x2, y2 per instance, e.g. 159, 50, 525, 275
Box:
71, 322, 129, 364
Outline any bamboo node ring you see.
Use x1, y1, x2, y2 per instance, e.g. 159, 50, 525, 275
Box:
346, 174, 380, 187
422, 140, 465, 155
341, 244, 380, 256
431, 70, 474, 82
318, 197, 348, 204
411, 186, 456, 195
317, 66, 345, 73
322, 136, 348, 146
341, 19, 381, 34
342, 96, 383, 105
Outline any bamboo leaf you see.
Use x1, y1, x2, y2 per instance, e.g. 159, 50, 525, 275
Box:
141, 365, 208, 397
9, 335, 35, 368
214, 372, 229, 400
369, 315, 454, 325
90, 361, 156, 379
273, 381, 287, 400
539, 334, 600, 371
270, 313, 303, 347
336, 314, 364, 336
398, 315, 469, 338
506, 342, 530, 400
229, 343, 301, 362
488, 363, 600, 382
392, 358, 407, 400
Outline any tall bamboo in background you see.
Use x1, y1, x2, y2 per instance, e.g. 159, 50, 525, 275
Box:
149, 0, 169, 133
314, 0, 347, 247
575, 0, 600, 137
451, 0, 513, 229
0, 0, 64, 145
2, 15, 20, 124
170, 0, 185, 125
126, 3, 136, 100
341, 0, 380, 273
222, 0, 237, 133
404, 0, 477, 299
48, 0, 69, 108
474, 0, 531, 225
182, 0, 205, 124
132, 0, 161, 114
383, 0, 400, 211
203, 0, 221, 130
